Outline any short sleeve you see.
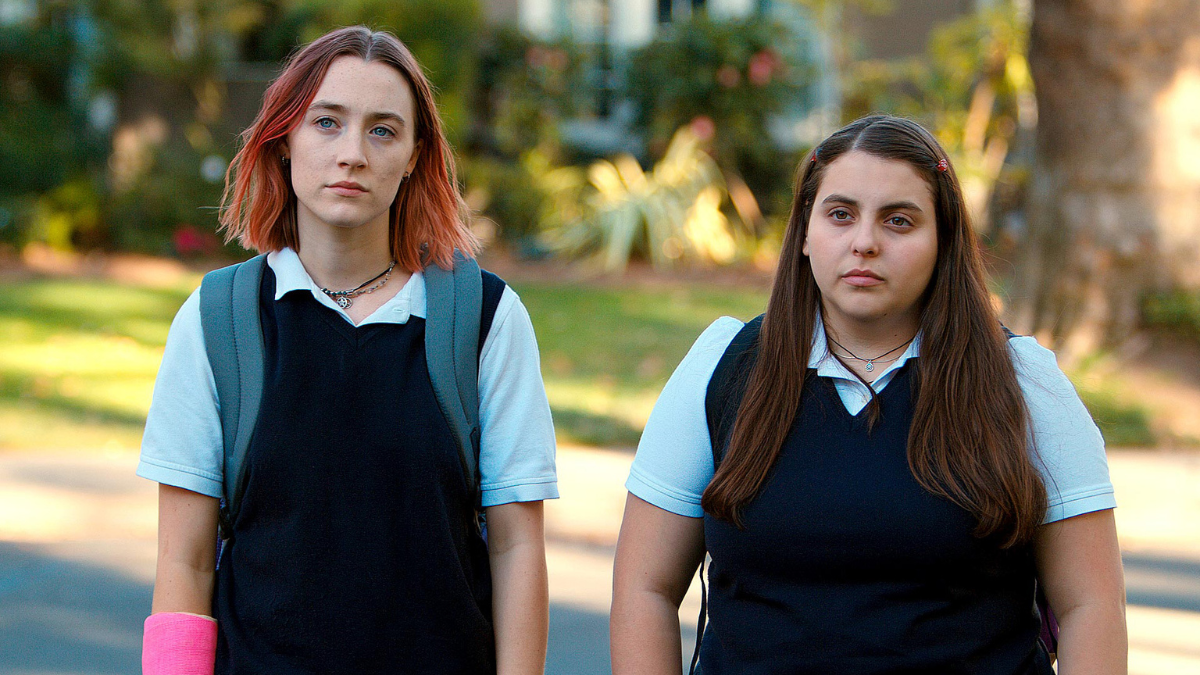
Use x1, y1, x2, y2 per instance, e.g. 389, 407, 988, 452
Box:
1010, 336, 1116, 523
477, 286, 559, 507
625, 317, 744, 518
136, 288, 225, 498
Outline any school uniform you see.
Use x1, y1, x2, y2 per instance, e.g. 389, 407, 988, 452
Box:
628, 316, 1115, 675
138, 248, 558, 674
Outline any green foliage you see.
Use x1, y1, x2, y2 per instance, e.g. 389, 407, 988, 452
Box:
0, 19, 104, 238
107, 143, 227, 254
462, 154, 551, 242
1144, 290, 1200, 343
470, 26, 591, 158
625, 14, 815, 202
539, 127, 742, 272
1072, 381, 1157, 448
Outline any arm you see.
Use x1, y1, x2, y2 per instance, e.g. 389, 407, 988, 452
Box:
487, 500, 549, 675
1034, 509, 1127, 675
152, 484, 220, 615
611, 494, 707, 675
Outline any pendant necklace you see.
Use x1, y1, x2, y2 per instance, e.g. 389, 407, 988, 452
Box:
320, 260, 397, 309
826, 333, 915, 372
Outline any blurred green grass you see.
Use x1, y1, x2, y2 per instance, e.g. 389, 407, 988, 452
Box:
0, 277, 199, 451
0, 274, 1162, 452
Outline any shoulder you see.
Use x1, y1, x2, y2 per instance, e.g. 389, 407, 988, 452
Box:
691, 316, 747, 364
1007, 336, 1115, 523
1007, 336, 1082, 403
624, 316, 747, 518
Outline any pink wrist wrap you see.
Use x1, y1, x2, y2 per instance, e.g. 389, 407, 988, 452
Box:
142, 612, 217, 675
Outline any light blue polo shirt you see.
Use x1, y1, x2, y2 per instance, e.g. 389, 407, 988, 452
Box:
628, 317, 1116, 523
138, 248, 559, 507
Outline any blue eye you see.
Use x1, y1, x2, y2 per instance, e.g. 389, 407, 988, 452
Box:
315, 117, 336, 129
370, 126, 395, 138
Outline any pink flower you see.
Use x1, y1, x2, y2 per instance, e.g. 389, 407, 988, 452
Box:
690, 115, 716, 141
526, 46, 546, 68
545, 48, 568, 72
173, 225, 215, 256
716, 65, 740, 89
748, 51, 774, 86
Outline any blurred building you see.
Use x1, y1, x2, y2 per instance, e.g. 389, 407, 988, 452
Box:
481, 0, 982, 154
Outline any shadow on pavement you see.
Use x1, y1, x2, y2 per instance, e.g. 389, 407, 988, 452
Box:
2, 540, 1196, 674
0, 542, 148, 675
1124, 551, 1200, 613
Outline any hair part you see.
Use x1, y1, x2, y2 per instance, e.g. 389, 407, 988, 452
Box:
218, 26, 477, 271
701, 115, 1047, 548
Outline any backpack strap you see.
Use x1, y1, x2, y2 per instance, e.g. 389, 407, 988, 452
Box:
199, 254, 268, 536
687, 314, 764, 674
424, 250, 484, 506
704, 314, 765, 466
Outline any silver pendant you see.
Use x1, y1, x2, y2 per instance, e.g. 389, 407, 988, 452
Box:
335, 296, 352, 309
865, 361, 874, 372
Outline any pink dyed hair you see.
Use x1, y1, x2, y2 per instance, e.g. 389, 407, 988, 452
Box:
218, 26, 477, 271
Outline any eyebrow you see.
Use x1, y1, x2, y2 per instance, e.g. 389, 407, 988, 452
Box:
821, 194, 925, 213
308, 100, 407, 127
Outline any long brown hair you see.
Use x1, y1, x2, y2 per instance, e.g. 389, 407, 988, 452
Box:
218, 26, 477, 272
701, 115, 1046, 547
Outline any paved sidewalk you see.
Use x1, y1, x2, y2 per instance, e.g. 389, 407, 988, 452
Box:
1, 447, 1198, 674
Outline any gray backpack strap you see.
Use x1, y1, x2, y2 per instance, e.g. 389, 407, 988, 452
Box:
424, 250, 484, 504
199, 254, 267, 531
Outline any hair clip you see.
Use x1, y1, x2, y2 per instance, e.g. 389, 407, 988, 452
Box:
811, 149, 819, 163
936, 158, 949, 172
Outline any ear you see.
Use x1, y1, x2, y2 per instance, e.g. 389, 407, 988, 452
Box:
405, 139, 422, 176
802, 232, 810, 257
278, 139, 290, 162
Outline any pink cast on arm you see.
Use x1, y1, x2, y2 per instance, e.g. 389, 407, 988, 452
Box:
142, 612, 217, 675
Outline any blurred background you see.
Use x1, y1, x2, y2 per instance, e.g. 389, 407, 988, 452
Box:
0, 0, 1198, 673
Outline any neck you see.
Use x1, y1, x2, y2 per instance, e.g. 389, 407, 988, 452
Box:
295, 215, 394, 290
821, 310, 919, 360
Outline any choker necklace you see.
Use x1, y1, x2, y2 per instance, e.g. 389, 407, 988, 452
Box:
320, 260, 396, 309
826, 333, 915, 372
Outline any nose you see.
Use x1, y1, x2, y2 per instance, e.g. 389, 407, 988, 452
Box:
850, 222, 879, 257
336, 128, 368, 169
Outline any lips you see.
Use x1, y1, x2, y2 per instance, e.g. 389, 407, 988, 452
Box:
327, 181, 367, 196
842, 269, 884, 287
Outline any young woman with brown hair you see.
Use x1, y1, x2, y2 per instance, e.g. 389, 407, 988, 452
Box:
611, 115, 1126, 674
138, 27, 556, 674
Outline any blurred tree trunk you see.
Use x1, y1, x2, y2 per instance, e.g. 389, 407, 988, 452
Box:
1009, 0, 1200, 357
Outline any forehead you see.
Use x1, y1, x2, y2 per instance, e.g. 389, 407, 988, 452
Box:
312, 55, 415, 117
815, 151, 935, 208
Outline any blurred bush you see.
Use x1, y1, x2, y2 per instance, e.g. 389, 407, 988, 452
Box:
625, 13, 815, 220
0, 16, 107, 248
539, 125, 743, 272
1144, 291, 1200, 344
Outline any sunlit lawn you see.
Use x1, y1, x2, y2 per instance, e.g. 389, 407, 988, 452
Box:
0, 272, 1159, 452
0, 272, 769, 452
0, 276, 200, 451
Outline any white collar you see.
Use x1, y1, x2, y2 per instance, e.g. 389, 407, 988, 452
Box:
809, 316, 922, 384
266, 248, 426, 325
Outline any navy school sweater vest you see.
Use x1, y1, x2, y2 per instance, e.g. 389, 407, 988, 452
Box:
214, 267, 506, 675
700, 319, 1047, 675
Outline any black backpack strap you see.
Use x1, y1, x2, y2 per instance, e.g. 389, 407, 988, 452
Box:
199, 254, 268, 539
689, 314, 764, 674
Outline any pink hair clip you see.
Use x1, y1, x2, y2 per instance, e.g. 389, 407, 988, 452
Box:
936, 158, 949, 172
